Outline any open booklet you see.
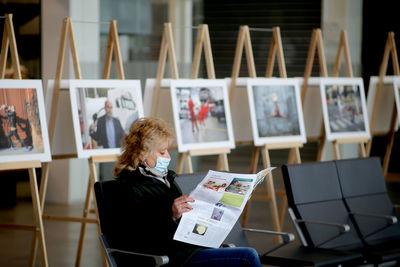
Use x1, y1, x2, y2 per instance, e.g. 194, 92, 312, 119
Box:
173, 167, 275, 248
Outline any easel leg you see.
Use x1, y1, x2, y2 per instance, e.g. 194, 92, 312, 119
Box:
316, 137, 326, 161
261, 147, 282, 244
184, 153, 193, 173
176, 153, 184, 174
242, 147, 260, 227
359, 142, 367, 157
217, 153, 229, 171
249, 146, 260, 173
240, 202, 251, 227
30, 162, 50, 266
333, 141, 340, 160
75, 174, 92, 267
383, 130, 396, 176
29, 168, 48, 267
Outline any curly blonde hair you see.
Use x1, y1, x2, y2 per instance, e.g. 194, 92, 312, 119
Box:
113, 117, 175, 178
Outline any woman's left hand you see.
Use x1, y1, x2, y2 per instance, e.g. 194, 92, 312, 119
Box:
172, 195, 195, 221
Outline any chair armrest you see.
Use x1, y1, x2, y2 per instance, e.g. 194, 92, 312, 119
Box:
242, 227, 295, 256
242, 228, 295, 243
295, 218, 350, 233
107, 248, 169, 266
99, 234, 169, 266
350, 212, 398, 224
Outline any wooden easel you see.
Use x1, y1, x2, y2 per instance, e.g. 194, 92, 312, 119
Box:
0, 14, 48, 267
301, 29, 367, 161
151, 22, 230, 174
301, 29, 328, 161
366, 32, 399, 178
228, 26, 302, 242
331, 30, 368, 159
33, 17, 124, 267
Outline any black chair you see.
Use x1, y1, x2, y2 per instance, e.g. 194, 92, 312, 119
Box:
94, 179, 169, 267
279, 161, 365, 266
94, 172, 295, 267
335, 157, 400, 264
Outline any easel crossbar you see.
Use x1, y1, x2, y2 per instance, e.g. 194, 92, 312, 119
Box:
43, 215, 97, 224
0, 160, 41, 171
0, 223, 37, 231
263, 142, 303, 150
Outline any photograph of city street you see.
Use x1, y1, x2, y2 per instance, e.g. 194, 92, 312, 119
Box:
320, 78, 370, 140
247, 78, 306, 146
170, 80, 234, 152
0, 80, 51, 163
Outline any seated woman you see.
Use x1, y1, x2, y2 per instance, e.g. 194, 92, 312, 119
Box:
113, 117, 261, 267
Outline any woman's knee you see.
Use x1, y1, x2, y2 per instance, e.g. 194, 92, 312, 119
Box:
238, 247, 261, 267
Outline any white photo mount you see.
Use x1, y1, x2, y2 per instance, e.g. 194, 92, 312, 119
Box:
170, 79, 235, 153
247, 78, 306, 146
69, 79, 144, 158
367, 76, 398, 133
393, 77, 400, 126
0, 79, 51, 163
320, 77, 370, 141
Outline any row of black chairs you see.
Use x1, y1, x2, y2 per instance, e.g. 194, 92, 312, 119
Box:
275, 157, 400, 266
94, 157, 400, 266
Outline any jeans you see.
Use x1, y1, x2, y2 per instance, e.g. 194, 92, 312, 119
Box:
184, 247, 262, 267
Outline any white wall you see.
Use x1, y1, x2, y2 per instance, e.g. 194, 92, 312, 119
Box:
41, 0, 99, 204
321, 0, 363, 160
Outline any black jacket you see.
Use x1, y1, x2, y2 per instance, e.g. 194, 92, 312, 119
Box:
112, 168, 202, 266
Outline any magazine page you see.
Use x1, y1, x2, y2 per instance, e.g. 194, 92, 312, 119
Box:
173, 167, 275, 248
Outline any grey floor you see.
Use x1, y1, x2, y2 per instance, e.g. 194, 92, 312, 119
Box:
0, 143, 399, 266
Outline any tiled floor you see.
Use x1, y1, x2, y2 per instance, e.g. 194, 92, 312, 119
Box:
0, 143, 399, 266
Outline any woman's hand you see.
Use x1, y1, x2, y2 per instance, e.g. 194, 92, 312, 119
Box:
172, 195, 195, 221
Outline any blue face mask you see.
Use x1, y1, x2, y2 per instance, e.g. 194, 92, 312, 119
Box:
150, 156, 171, 174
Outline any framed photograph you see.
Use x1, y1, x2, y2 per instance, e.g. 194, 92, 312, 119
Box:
170, 79, 235, 152
69, 80, 144, 158
320, 77, 370, 141
247, 78, 306, 146
0, 80, 51, 163
393, 77, 400, 125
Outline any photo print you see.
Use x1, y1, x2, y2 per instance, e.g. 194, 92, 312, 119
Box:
203, 178, 228, 193
0, 80, 51, 162
69, 80, 144, 158
247, 78, 306, 146
320, 78, 370, 141
192, 223, 208, 236
170, 79, 235, 152
211, 207, 224, 221
225, 178, 252, 195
